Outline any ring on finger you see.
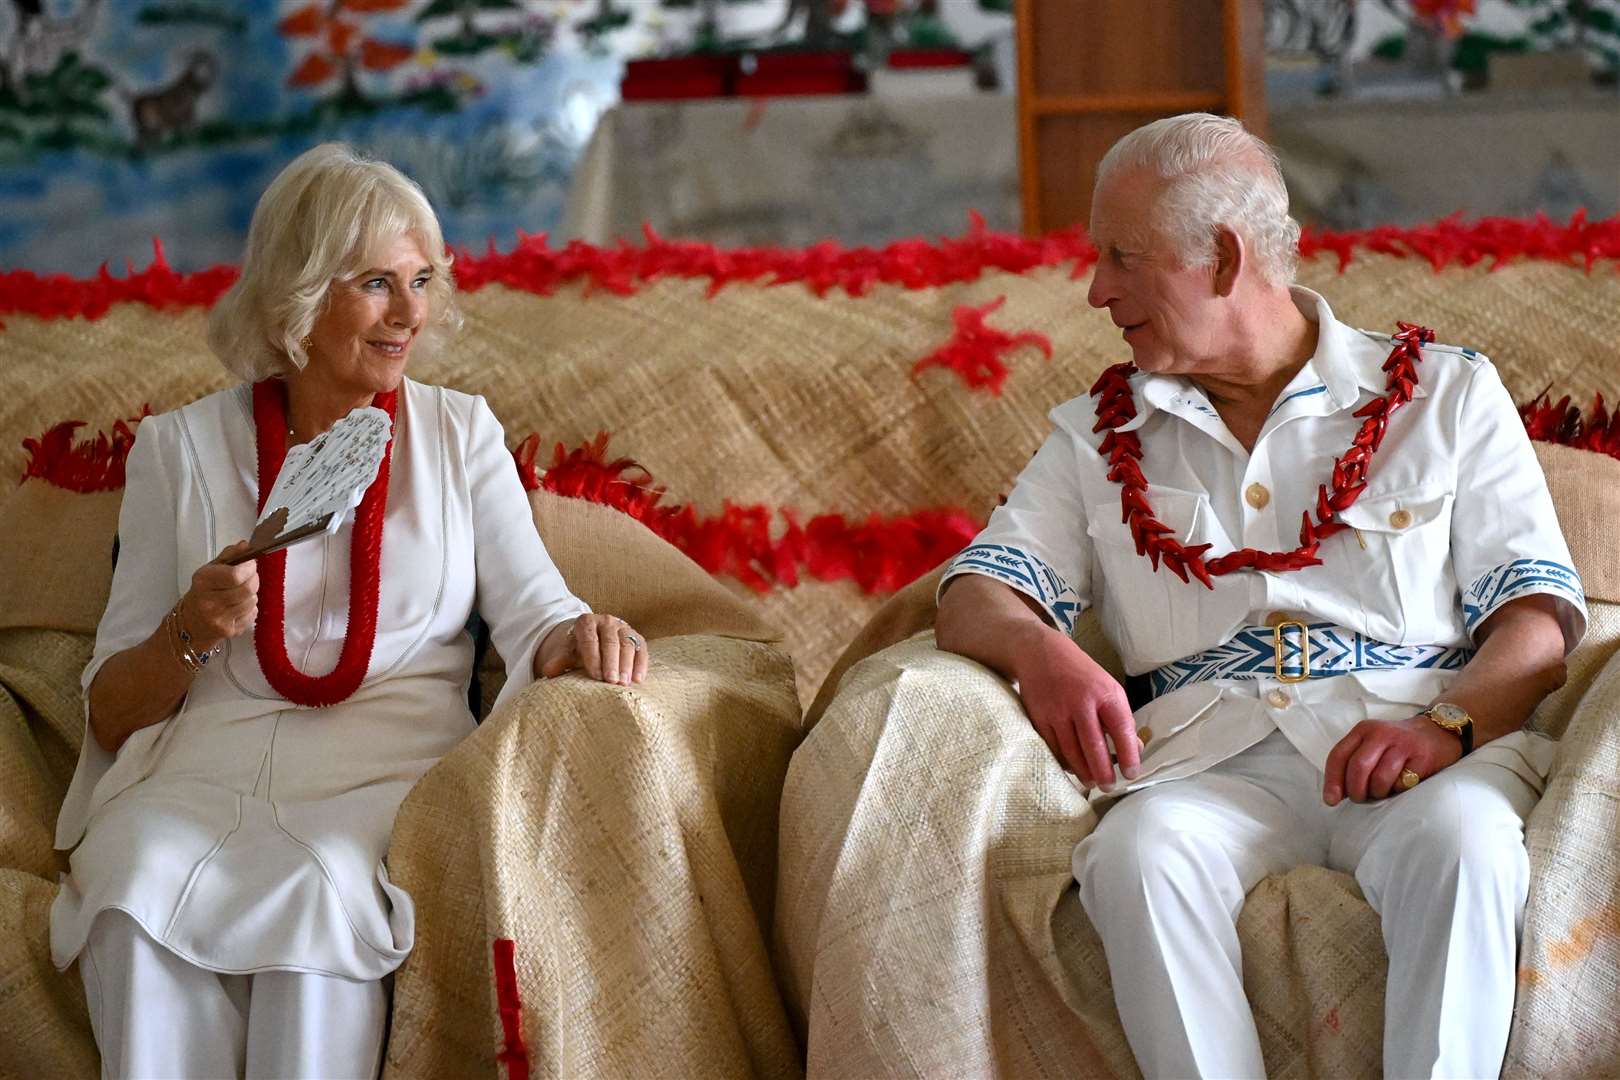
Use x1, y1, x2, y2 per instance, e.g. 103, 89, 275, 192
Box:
623, 632, 642, 651
1398, 768, 1421, 790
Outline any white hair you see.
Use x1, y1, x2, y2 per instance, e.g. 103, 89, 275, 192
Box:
207, 142, 462, 382
1095, 113, 1300, 287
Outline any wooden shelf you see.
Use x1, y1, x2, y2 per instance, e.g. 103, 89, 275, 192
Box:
1027, 92, 1227, 116
1014, 0, 1268, 235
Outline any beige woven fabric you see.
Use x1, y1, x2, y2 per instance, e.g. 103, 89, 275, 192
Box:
780, 598, 1620, 1078
0, 478, 800, 1075
0, 486, 119, 636
4, 258, 1618, 509
0, 869, 95, 1080
805, 565, 946, 726
387, 634, 805, 1080
777, 634, 1134, 1076
1508, 615, 1620, 1077
1536, 442, 1620, 605
0, 629, 97, 1079
532, 489, 781, 644
5, 255, 1617, 702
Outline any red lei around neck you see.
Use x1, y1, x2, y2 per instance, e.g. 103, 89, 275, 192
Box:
251, 379, 397, 706
1089, 322, 1434, 589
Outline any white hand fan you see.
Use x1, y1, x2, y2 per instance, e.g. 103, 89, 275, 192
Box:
224, 406, 393, 565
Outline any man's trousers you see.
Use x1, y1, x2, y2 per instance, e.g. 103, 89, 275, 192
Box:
1076, 729, 1536, 1079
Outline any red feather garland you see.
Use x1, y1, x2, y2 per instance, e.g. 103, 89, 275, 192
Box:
521, 431, 980, 594
1519, 389, 1620, 456
491, 939, 530, 1080
20, 385, 1620, 595
911, 296, 1054, 394
18, 406, 150, 491
8, 214, 1620, 328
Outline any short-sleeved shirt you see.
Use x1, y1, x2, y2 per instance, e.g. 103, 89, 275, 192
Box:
939, 288, 1586, 795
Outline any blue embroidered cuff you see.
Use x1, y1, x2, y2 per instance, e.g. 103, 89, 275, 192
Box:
1462, 559, 1586, 639
939, 543, 1082, 634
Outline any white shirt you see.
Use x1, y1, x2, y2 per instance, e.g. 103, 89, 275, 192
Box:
51, 378, 589, 977
940, 289, 1586, 795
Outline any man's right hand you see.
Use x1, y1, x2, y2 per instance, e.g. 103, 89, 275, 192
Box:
1012, 627, 1142, 787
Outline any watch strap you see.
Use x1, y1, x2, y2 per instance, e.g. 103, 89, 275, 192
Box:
1424, 704, 1474, 756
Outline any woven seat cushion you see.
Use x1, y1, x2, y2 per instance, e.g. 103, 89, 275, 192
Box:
0, 472, 793, 1080
783, 442, 1620, 1079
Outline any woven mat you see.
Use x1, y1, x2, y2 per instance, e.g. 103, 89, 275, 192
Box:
4, 255, 1619, 704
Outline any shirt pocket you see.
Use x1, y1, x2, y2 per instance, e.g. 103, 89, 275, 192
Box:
1334, 482, 1455, 644
1086, 484, 1226, 667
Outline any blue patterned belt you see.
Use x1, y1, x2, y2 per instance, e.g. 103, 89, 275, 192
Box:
1147, 620, 1474, 699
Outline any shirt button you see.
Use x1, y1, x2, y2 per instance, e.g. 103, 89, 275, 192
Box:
1245, 483, 1271, 509
1389, 508, 1413, 529
1266, 689, 1290, 708
1138, 726, 1153, 744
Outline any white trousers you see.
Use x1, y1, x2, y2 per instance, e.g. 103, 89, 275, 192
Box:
79, 910, 389, 1080
1075, 729, 1536, 1080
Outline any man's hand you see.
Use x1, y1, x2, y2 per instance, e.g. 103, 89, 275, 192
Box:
1322, 716, 1463, 805
1013, 628, 1141, 787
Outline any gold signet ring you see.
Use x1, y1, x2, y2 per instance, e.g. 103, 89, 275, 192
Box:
1398, 768, 1421, 791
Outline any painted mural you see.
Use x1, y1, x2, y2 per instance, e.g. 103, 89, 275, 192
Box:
0, 0, 1014, 274
0, 1, 685, 273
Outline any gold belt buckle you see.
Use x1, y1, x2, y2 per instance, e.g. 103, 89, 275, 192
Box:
1273, 620, 1310, 684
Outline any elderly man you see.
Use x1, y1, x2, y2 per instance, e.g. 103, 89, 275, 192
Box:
936, 113, 1584, 1079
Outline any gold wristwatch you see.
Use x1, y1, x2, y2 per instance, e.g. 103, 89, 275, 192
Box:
1421, 702, 1474, 756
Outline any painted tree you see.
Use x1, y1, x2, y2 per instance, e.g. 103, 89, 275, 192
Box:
1377, 0, 1620, 80
415, 0, 523, 51
657, 0, 765, 52
773, 0, 1009, 48
279, 0, 415, 107
576, 0, 632, 46
1507, 0, 1620, 75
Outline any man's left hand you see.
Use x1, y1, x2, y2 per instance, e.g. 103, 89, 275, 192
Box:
1322, 715, 1463, 805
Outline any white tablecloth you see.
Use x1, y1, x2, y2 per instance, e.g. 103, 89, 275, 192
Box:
561, 92, 1020, 246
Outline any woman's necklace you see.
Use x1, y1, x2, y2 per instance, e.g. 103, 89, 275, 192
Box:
251, 379, 397, 706
1090, 322, 1433, 589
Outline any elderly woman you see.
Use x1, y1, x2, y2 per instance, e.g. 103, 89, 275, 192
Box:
49, 143, 647, 1078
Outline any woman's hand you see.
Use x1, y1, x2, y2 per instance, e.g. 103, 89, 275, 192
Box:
538, 613, 649, 686
181, 541, 260, 652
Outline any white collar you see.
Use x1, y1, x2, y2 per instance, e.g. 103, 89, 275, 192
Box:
1112, 286, 1423, 435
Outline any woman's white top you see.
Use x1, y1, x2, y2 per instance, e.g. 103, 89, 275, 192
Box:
50, 378, 589, 978
940, 288, 1587, 797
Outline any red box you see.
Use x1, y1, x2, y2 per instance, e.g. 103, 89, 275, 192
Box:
620, 56, 734, 101
887, 48, 974, 69
733, 50, 864, 97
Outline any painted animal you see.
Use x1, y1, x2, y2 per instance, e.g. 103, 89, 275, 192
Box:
130, 50, 216, 149
8, 0, 102, 79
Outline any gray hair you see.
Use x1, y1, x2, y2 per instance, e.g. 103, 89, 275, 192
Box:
1095, 113, 1300, 287
207, 142, 462, 382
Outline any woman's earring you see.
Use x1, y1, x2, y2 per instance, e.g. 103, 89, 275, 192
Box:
299, 335, 313, 353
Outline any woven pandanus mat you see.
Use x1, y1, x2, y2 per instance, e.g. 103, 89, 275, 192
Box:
4, 254, 1620, 701
1294, 256, 1620, 401
7, 256, 1619, 497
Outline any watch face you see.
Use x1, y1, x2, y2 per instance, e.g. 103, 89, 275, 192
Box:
1430, 703, 1470, 726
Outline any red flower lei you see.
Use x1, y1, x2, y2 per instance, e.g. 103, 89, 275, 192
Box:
251, 379, 397, 706
1090, 322, 1434, 589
